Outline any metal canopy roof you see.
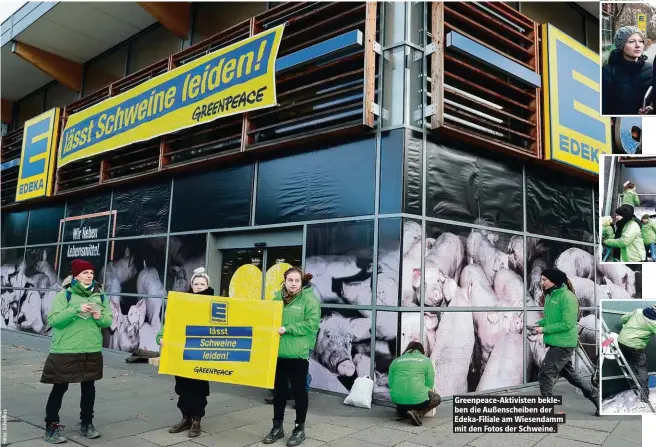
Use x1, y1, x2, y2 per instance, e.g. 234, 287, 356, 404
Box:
1, 1, 156, 101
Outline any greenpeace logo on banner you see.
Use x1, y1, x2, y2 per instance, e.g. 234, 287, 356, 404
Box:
541, 23, 611, 174
16, 108, 61, 202
59, 25, 285, 167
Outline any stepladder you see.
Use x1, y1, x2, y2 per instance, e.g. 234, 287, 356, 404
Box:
601, 319, 656, 413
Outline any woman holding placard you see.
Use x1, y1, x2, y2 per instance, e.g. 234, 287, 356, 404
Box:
263, 267, 320, 447
157, 267, 215, 438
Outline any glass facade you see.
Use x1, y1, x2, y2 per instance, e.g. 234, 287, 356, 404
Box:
2, 2, 621, 403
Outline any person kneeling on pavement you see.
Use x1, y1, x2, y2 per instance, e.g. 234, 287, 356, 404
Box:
388, 342, 441, 426
157, 267, 214, 438
616, 305, 656, 407
40, 259, 113, 444
532, 268, 600, 416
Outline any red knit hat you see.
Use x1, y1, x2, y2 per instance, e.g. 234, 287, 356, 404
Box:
71, 259, 95, 277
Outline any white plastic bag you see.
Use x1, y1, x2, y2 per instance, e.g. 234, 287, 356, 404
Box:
343, 376, 374, 409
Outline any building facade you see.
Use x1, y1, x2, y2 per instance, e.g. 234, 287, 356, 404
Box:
1, 2, 640, 403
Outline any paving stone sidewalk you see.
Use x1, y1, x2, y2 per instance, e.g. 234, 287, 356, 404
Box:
1, 330, 641, 447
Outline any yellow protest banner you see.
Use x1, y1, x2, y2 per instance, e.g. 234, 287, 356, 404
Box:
58, 24, 285, 168
158, 292, 283, 388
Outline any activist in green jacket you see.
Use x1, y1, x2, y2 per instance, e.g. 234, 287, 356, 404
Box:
604, 206, 646, 262
622, 185, 640, 207
641, 216, 656, 245
616, 306, 656, 404
388, 342, 441, 426
40, 259, 111, 444
264, 268, 320, 446
534, 268, 599, 415
535, 283, 579, 348
618, 308, 656, 350
273, 280, 320, 360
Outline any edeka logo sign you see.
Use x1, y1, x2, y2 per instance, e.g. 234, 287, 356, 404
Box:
58, 25, 285, 168
158, 292, 282, 388
541, 23, 611, 174
16, 108, 61, 202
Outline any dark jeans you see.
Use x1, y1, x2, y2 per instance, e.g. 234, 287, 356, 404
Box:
646, 243, 656, 261
396, 391, 441, 417
538, 345, 599, 409
274, 358, 309, 424
45, 381, 95, 426
174, 376, 210, 418
619, 343, 650, 403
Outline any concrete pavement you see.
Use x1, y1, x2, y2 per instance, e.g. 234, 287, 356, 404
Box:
1, 330, 642, 447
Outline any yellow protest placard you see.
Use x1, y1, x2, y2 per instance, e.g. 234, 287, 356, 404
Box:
58, 24, 285, 167
158, 292, 283, 388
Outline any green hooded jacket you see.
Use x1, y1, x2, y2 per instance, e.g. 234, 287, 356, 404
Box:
48, 280, 113, 354
641, 218, 656, 245
622, 190, 640, 207
273, 286, 320, 359
602, 224, 615, 241
618, 309, 656, 350
536, 285, 579, 348
604, 220, 646, 262
388, 350, 435, 405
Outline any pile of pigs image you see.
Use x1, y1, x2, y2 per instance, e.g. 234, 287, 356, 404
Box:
305, 221, 639, 400
1, 236, 206, 355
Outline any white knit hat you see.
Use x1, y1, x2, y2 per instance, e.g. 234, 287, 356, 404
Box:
190, 267, 210, 285
623, 181, 631, 188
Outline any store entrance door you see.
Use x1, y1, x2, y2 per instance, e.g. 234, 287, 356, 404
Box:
211, 229, 303, 300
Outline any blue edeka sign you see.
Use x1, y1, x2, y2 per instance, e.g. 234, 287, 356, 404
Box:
15, 108, 61, 201
542, 24, 611, 174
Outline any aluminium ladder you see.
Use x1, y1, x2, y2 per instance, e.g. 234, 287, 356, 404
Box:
601, 319, 656, 413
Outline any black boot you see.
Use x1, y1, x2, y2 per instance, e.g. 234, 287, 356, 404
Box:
188, 417, 201, 437
287, 423, 306, 446
263, 420, 284, 444
169, 414, 191, 433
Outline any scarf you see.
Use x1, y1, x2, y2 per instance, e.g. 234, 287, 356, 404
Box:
614, 205, 642, 259
281, 287, 302, 305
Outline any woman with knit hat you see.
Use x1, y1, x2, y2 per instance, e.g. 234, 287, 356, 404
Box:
40, 259, 113, 444
157, 267, 214, 438
263, 267, 319, 447
602, 26, 653, 115
604, 204, 646, 262
530, 268, 599, 416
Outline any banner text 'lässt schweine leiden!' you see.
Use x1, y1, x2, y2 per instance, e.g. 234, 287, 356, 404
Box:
58, 25, 285, 167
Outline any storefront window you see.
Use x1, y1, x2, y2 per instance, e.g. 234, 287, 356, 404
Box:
16, 91, 44, 128
128, 26, 181, 75
44, 82, 77, 110
83, 45, 128, 96
587, 16, 600, 53
192, 2, 267, 44
602, 15, 613, 52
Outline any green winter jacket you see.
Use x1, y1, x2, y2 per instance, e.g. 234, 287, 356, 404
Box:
622, 190, 640, 207
641, 219, 656, 245
273, 286, 320, 359
604, 220, 646, 262
48, 280, 113, 354
618, 309, 656, 350
388, 350, 435, 405
602, 224, 615, 241
536, 285, 579, 348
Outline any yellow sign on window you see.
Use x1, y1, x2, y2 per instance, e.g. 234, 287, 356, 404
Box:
158, 292, 282, 388
637, 14, 647, 32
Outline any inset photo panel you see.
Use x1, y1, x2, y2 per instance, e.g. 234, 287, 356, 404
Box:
599, 154, 656, 264
601, 2, 654, 117
600, 299, 656, 415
